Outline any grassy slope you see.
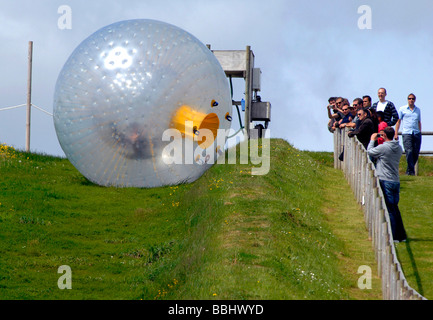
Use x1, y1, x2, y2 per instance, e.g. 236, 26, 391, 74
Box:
0, 139, 383, 300
394, 156, 433, 299
309, 151, 433, 300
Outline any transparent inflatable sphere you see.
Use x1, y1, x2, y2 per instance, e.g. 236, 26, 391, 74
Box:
53, 19, 232, 187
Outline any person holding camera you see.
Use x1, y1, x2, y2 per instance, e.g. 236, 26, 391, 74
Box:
333, 102, 353, 130
327, 97, 341, 132
367, 127, 407, 243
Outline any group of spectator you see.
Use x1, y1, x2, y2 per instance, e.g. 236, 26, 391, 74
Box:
328, 92, 395, 149
327, 88, 422, 176
327, 87, 423, 243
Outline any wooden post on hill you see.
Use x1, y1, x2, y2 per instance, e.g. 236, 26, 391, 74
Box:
244, 45, 252, 139
26, 41, 33, 152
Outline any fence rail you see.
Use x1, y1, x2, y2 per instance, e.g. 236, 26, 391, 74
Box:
334, 128, 427, 300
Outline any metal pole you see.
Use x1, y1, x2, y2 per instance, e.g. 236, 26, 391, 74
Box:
26, 41, 33, 152
244, 46, 252, 139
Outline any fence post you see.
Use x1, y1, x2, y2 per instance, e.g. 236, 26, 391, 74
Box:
334, 130, 338, 169
26, 41, 33, 152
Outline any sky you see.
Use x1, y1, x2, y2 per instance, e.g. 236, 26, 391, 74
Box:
1, 0, 433, 157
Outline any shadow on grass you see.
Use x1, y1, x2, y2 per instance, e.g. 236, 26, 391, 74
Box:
403, 238, 433, 297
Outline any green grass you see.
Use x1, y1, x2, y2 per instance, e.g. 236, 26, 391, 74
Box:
0, 140, 383, 300
395, 155, 433, 299
307, 150, 433, 300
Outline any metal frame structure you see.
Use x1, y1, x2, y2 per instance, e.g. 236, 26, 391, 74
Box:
208, 45, 271, 139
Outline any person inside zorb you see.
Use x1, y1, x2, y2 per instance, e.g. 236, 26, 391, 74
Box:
53, 19, 232, 188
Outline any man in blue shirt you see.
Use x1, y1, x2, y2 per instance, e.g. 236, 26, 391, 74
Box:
394, 93, 422, 176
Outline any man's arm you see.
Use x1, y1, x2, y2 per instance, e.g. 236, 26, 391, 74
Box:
343, 120, 356, 128
367, 133, 383, 159
327, 106, 339, 119
327, 105, 333, 119
388, 102, 399, 126
419, 109, 422, 132
394, 119, 401, 140
348, 119, 368, 137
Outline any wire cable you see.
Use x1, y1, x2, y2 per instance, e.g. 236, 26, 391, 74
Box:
0, 104, 26, 111
0, 103, 53, 116
32, 104, 53, 116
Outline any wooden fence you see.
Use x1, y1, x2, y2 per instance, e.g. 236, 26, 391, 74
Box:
334, 128, 427, 300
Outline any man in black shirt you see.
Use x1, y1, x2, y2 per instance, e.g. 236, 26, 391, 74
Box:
348, 108, 375, 150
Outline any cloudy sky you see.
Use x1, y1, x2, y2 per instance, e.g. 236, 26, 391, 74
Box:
1, 0, 433, 157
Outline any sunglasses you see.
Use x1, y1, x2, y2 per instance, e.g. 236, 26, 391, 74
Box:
408, 98, 415, 100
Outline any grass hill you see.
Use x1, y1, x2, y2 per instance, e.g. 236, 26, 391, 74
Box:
393, 155, 433, 299
0, 139, 388, 300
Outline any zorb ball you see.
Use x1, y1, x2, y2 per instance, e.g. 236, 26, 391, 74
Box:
53, 19, 232, 187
